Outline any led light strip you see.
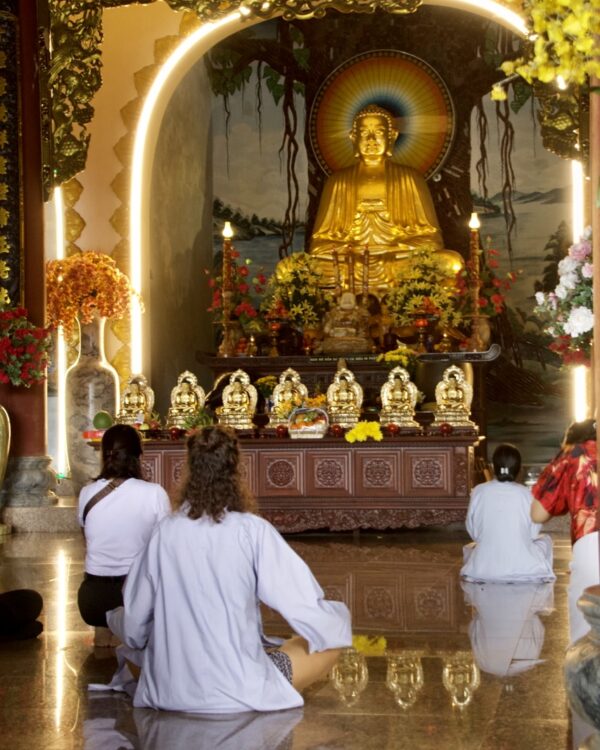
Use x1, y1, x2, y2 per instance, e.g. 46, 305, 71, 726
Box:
129, 12, 242, 374
53, 187, 68, 477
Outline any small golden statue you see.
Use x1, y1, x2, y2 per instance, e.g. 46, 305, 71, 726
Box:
308, 104, 463, 292
166, 371, 206, 428
379, 366, 421, 431
117, 374, 155, 425
269, 368, 309, 428
317, 291, 372, 356
326, 365, 363, 428
216, 369, 257, 430
433, 365, 477, 430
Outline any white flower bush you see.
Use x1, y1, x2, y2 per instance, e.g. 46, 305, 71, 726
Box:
534, 227, 593, 365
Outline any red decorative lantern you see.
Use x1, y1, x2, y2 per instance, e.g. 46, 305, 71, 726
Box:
439, 422, 453, 436
386, 423, 400, 436
275, 424, 289, 439
329, 423, 344, 438
169, 426, 185, 441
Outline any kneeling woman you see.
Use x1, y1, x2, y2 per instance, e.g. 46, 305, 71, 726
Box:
108, 426, 351, 713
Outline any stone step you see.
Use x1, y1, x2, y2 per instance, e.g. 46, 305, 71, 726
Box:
2, 503, 80, 533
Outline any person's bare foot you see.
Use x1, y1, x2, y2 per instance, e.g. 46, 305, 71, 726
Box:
94, 626, 119, 648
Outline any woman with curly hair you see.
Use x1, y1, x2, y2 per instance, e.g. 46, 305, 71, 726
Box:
78, 424, 170, 647
107, 425, 351, 713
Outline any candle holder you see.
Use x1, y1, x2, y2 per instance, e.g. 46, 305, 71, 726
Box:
268, 319, 282, 357
468, 212, 484, 351
218, 222, 236, 357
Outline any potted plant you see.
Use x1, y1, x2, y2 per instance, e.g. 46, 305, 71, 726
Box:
0, 307, 53, 489
534, 228, 593, 365
384, 250, 461, 333
260, 253, 333, 337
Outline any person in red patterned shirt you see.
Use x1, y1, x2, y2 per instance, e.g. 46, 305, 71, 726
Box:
531, 418, 598, 643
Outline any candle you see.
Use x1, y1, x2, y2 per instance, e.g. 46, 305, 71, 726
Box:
222, 222, 234, 292
348, 251, 355, 294
362, 246, 369, 299
468, 212, 483, 350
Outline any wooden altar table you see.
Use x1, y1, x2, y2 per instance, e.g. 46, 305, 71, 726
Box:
139, 433, 478, 533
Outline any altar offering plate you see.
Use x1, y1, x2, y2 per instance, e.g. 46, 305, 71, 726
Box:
288, 407, 328, 439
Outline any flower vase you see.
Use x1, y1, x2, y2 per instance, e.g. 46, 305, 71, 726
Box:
65, 315, 119, 493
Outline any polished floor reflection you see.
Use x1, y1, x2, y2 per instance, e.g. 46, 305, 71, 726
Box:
0, 529, 598, 749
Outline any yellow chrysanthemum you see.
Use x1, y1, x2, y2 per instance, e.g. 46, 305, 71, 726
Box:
352, 634, 388, 656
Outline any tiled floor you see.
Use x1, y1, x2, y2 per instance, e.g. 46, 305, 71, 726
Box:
0, 528, 598, 749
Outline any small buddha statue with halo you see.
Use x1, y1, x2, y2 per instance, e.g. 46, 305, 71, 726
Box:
269, 368, 309, 428
216, 369, 257, 431
326, 365, 363, 429
167, 371, 206, 428
117, 374, 155, 425
379, 366, 421, 431
317, 291, 372, 356
433, 365, 477, 430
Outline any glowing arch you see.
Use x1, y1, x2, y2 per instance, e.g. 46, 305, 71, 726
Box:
129, 1, 528, 372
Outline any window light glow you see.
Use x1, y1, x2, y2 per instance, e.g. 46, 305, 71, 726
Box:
573, 365, 589, 423
571, 159, 585, 243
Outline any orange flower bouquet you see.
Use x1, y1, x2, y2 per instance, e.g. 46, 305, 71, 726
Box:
46, 252, 138, 330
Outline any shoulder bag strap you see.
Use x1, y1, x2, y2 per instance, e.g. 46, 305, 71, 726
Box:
82, 478, 126, 524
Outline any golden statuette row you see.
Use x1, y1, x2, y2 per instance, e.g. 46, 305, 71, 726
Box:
215, 364, 477, 433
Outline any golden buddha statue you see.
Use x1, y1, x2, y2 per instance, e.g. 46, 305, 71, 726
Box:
318, 291, 372, 356
433, 365, 477, 430
216, 369, 257, 431
379, 366, 421, 431
117, 374, 154, 426
167, 371, 206, 428
269, 368, 308, 428
309, 104, 463, 293
326, 366, 363, 429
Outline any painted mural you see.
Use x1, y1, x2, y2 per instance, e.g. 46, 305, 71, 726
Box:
208, 14, 574, 468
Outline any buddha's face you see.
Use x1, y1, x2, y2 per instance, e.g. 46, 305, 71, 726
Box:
356, 115, 390, 162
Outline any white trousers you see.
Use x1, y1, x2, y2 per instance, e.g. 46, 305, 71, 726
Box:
569, 531, 600, 645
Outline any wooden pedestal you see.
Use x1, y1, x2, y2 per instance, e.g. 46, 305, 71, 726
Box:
140, 434, 477, 533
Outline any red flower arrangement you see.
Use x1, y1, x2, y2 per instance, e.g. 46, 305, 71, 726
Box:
205, 252, 266, 328
456, 246, 518, 318
0, 307, 52, 387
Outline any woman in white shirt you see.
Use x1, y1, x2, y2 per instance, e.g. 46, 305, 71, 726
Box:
78, 424, 171, 646
461, 443, 555, 583
107, 425, 352, 713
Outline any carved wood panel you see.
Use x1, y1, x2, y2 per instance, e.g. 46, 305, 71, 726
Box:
140, 451, 162, 486
306, 450, 352, 496
402, 448, 451, 497
355, 450, 399, 497
259, 451, 304, 497
240, 449, 258, 495
163, 450, 186, 498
